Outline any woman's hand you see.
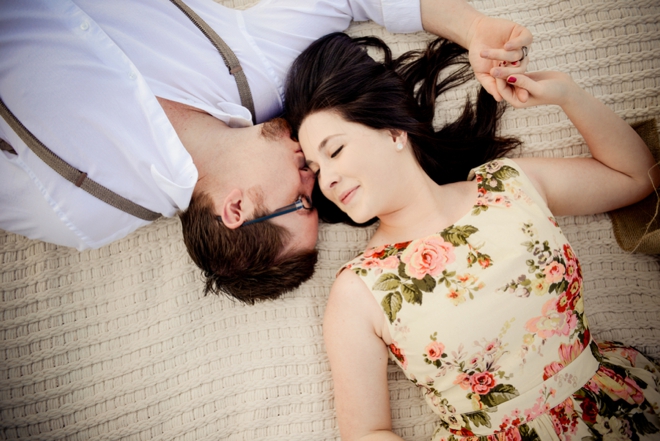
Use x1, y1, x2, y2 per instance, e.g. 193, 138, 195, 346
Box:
505, 70, 659, 217
495, 71, 579, 109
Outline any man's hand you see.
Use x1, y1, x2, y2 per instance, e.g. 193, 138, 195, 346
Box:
467, 15, 532, 102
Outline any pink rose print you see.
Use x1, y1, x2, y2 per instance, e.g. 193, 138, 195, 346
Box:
425, 341, 445, 361
470, 371, 497, 395
389, 341, 407, 370
525, 297, 577, 339
394, 241, 411, 250
563, 244, 575, 261
401, 235, 455, 280
381, 256, 399, 269
594, 366, 645, 405
362, 256, 399, 269
362, 258, 382, 269
503, 427, 522, 441
549, 397, 578, 437
485, 160, 503, 173
453, 373, 471, 390
556, 279, 581, 313
584, 378, 600, 394
491, 194, 511, 207
543, 261, 565, 284
580, 397, 599, 424
483, 338, 501, 354
558, 339, 584, 364
364, 246, 387, 259
478, 255, 492, 269
543, 361, 565, 380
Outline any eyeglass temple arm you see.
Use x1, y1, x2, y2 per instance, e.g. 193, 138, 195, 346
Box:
241, 200, 305, 226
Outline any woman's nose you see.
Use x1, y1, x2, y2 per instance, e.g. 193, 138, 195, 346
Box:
319, 169, 339, 192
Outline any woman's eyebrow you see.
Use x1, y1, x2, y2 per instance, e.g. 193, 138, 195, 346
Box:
318, 134, 341, 151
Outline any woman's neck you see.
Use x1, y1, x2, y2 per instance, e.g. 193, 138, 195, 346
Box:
368, 179, 477, 248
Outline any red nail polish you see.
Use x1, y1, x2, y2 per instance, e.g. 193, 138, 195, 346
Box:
507, 76, 517, 83
512, 61, 520, 66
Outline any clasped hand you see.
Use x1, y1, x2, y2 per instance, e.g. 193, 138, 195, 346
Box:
468, 15, 532, 102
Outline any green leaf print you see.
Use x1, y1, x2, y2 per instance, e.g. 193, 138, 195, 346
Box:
412, 274, 437, 292
632, 411, 660, 435
493, 165, 519, 181
481, 165, 520, 192
401, 283, 423, 305
381, 291, 402, 323
373, 273, 401, 292
518, 425, 542, 441
397, 261, 410, 280
479, 384, 520, 407
441, 225, 478, 246
464, 410, 491, 428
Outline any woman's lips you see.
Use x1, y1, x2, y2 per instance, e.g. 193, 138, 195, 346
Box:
339, 186, 358, 205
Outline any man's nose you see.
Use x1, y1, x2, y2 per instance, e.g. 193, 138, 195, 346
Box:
301, 167, 316, 192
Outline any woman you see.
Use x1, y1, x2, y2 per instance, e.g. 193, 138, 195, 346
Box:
284, 33, 660, 440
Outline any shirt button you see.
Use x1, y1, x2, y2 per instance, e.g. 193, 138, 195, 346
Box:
80, 21, 89, 31
129, 72, 137, 80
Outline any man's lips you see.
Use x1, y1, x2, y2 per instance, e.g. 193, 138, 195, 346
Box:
339, 186, 358, 205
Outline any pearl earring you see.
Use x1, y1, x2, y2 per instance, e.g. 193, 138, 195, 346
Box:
396, 142, 404, 151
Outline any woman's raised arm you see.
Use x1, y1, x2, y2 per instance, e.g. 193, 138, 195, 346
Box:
497, 71, 660, 216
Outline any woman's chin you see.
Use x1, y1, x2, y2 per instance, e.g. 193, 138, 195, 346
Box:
346, 211, 374, 225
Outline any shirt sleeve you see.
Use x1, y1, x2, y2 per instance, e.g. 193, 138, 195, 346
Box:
353, 0, 423, 34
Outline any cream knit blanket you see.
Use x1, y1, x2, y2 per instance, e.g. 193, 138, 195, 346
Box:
1, 0, 659, 439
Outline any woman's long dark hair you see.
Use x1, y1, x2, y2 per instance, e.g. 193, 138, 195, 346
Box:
284, 32, 521, 225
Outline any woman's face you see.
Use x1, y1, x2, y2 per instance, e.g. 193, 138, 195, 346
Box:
298, 110, 404, 224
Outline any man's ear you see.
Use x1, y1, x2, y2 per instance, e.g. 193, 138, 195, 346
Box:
218, 188, 248, 229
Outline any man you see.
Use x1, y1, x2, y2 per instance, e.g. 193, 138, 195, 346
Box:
0, 0, 531, 302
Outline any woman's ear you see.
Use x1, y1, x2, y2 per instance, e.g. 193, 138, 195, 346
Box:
389, 129, 407, 144
218, 188, 247, 229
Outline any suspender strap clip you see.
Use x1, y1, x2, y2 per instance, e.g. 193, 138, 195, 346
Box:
75, 172, 88, 187
0, 139, 17, 154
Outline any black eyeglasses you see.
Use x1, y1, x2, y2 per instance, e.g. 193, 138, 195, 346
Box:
217, 196, 313, 227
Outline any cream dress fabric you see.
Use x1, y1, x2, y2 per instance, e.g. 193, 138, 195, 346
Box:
341, 160, 660, 440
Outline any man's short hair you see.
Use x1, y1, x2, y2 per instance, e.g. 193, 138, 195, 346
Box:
179, 191, 318, 304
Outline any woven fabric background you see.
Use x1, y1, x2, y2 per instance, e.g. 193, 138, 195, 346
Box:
1, 0, 659, 440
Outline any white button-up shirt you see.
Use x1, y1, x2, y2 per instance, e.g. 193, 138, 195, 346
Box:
0, 0, 422, 250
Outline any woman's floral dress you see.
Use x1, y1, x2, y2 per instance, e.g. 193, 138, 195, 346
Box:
340, 159, 660, 441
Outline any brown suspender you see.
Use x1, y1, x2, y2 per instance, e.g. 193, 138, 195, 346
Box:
0, 98, 163, 221
0, 0, 255, 220
169, 0, 256, 124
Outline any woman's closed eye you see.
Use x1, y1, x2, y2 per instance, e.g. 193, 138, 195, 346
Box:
330, 146, 343, 158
